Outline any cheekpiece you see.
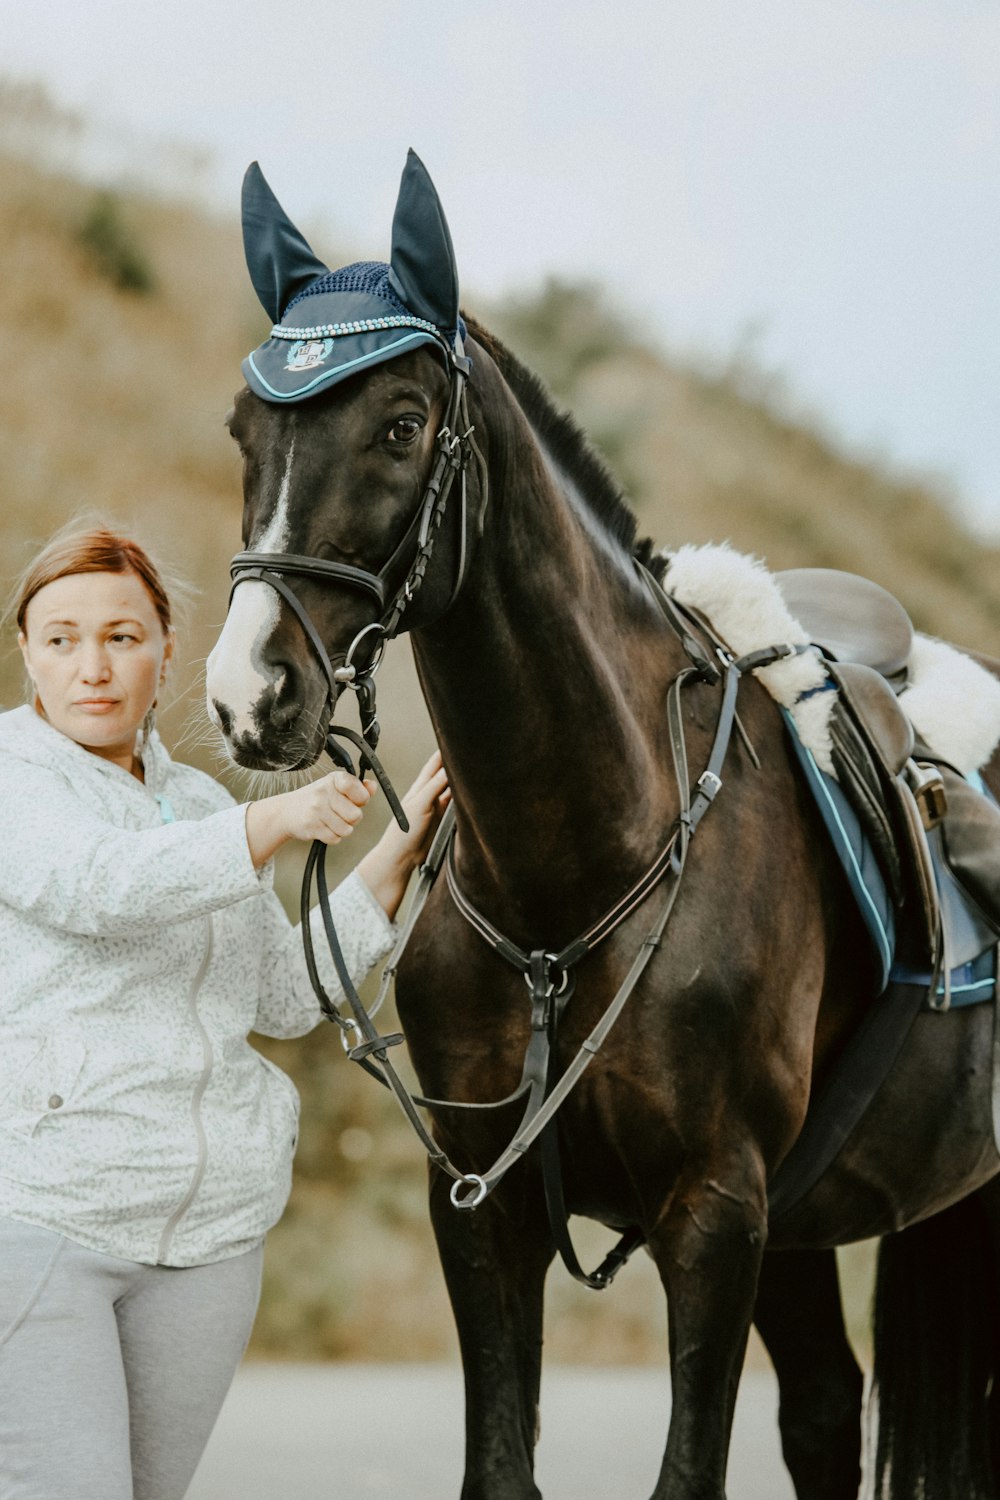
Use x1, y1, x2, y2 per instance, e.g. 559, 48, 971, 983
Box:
241, 151, 463, 404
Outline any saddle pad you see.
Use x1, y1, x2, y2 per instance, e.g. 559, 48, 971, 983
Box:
782, 709, 895, 992
892, 945, 997, 1010
784, 709, 997, 1009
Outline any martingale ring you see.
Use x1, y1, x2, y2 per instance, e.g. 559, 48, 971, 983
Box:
523, 954, 571, 998
450, 1173, 489, 1210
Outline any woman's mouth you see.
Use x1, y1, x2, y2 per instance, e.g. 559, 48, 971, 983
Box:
74, 698, 120, 713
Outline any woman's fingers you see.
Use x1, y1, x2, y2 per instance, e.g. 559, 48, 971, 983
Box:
319, 814, 357, 842
397, 750, 444, 801
322, 773, 373, 836
299, 752, 448, 850
333, 797, 365, 826
410, 765, 449, 805
276, 771, 374, 846
331, 770, 373, 806
414, 749, 444, 787
404, 763, 449, 817
355, 749, 450, 919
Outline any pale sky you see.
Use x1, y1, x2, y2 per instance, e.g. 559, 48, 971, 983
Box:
4, 0, 999, 535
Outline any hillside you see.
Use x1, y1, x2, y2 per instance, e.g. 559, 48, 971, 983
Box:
1, 120, 997, 1362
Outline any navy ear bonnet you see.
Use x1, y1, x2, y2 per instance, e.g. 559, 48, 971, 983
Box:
241, 150, 464, 404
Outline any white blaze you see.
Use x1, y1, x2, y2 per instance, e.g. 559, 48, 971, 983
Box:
207, 438, 296, 739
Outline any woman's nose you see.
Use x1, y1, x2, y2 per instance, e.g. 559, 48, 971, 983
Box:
80, 646, 112, 683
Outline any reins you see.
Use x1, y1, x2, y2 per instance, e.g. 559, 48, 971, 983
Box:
226, 349, 806, 1290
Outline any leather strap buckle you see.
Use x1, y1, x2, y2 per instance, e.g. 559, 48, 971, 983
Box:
905, 760, 948, 830
697, 770, 723, 801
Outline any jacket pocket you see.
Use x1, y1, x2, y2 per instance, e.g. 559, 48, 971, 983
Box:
257, 1054, 301, 1150
0, 1033, 87, 1139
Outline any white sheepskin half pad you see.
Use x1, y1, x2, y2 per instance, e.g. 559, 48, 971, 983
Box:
662, 543, 836, 771
900, 635, 1000, 774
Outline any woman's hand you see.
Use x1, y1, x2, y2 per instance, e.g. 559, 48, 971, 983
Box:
244, 770, 375, 869
358, 750, 451, 921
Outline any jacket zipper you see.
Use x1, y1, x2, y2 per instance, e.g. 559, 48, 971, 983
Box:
156, 916, 215, 1263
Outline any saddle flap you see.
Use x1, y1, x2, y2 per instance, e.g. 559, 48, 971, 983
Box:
776, 568, 914, 682
931, 760, 1000, 942
830, 662, 915, 778
827, 662, 938, 962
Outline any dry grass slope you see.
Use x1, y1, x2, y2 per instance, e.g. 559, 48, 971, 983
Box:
2, 125, 996, 1363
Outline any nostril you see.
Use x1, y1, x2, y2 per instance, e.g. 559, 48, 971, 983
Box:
212, 699, 235, 736
266, 662, 304, 730
271, 690, 304, 730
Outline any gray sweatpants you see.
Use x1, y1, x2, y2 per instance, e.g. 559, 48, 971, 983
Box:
0, 1215, 263, 1500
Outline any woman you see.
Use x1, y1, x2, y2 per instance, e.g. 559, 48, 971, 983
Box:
0, 524, 448, 1500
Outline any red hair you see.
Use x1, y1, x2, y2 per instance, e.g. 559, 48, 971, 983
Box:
15, 526, 173, 636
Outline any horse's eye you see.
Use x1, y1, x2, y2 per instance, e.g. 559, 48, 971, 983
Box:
387, 416, 422, 445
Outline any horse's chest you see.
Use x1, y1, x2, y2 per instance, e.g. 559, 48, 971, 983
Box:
398, 917, 702, 1215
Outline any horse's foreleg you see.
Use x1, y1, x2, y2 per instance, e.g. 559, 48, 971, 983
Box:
647, 1160, 767, 1500
429, 1167, 553, 1500
967, 1176, 1000, 1490
753, 1247, 863, 1500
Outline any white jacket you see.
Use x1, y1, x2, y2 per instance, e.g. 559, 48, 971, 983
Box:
0, 705, 395, 1266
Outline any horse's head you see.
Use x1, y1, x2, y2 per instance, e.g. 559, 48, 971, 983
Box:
207, 152, 472, 771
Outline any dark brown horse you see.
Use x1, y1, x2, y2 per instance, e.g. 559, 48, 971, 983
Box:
207, 157, 1000, 1500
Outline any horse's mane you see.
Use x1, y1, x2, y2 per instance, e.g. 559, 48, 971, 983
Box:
465, 315, 664, 578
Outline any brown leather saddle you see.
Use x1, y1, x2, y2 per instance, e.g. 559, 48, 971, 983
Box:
777, 568, 913, 685
775, 568, 1000, 984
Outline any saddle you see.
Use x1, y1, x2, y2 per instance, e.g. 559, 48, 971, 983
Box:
775, 568, 1000, 981
777, 568, 913, 686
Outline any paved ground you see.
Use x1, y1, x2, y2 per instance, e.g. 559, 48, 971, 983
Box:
187, 1363, 796, 1499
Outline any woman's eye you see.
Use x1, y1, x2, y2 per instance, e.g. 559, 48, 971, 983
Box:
109, 634, 138, 646
386, 417, 422, 445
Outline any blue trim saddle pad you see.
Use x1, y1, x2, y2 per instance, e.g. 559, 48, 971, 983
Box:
781, 711, 997, 1008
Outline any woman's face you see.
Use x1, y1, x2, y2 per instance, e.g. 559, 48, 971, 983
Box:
19, 570, 173, 770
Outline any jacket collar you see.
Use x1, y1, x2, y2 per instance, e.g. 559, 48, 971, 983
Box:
2, 704, 172, 796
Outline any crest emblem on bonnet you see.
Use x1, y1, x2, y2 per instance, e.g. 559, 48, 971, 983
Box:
284, 337, 334, 372
240, 150, 464, 404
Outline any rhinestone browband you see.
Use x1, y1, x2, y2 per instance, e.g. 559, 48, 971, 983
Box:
270, 314, 441, 341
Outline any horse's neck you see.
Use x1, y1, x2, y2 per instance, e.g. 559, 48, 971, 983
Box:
413, 423, 692, 933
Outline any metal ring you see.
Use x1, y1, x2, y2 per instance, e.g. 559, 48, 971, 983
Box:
343, 622, 387, 679
449, 1173, 488, 1210
521, 954, 570, 998
340, 1023, 363, 1055
550, 958, 571, 996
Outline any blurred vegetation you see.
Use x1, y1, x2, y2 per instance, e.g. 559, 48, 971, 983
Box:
1, 85, 998, 1367
78, 190, 156, 294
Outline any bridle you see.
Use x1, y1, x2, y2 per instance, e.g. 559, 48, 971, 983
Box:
228, 338, 476, 814
223, 340, 807, 1290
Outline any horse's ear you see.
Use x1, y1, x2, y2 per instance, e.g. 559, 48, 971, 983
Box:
241, 162, 330, 323
388, 150, 460, 332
